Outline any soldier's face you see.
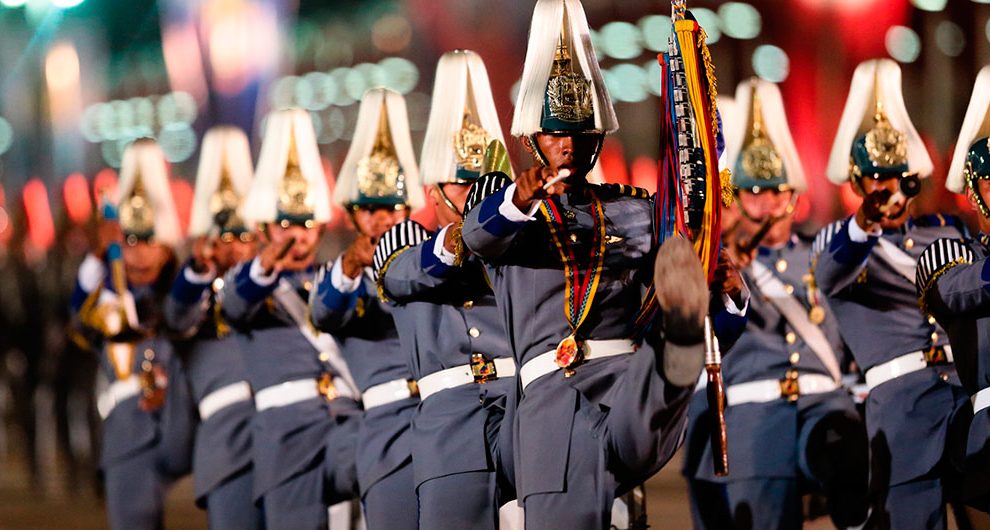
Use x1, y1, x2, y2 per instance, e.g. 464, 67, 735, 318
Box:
737, 189, 794, 244
352, 206, 408, 239
264, 223, 323, 270
530, 133, 602, 179
122, 240, 171, 286
213, 237, 257, 273
858, 176, 910, 229
430, 184, 471, 226
968, 180, 990, 231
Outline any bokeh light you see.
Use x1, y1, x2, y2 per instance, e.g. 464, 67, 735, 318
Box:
752, 45, 790, 83
885, 25, 921, 63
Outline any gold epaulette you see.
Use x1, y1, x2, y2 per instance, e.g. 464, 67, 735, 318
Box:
596, 183, 650, 200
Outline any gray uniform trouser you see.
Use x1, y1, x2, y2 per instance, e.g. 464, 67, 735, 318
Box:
206, 469, 263, 530
104, 450, 166, 530
418, 470, 500, 529
363, 459, 417, 530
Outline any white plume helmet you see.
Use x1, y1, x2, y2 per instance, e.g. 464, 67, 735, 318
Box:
420, 50, 506, 185
947, 66, 990, 193
511, 0, 617, 137
242, 108, 331, 224
335, 87, 425, 209
117, 138, 182, 248
717, 95, 737, 174
826, 58, 932, 184
727, 78, 806, 192
189, 126, 254, 237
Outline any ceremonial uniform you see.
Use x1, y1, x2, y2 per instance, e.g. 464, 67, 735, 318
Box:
685, 79, 868, 530
310, 88, 423, 530
222, 109, 361, 529
916, 66, 990, 511
373, 49, 518, 530
814, 59, 970, 528
163, 127, 262, 529
72, 139, 195, 530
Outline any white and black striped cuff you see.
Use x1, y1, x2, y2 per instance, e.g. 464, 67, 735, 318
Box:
373, 220, 431, 279
464, 172, 512, 215
916, 238, 974, 300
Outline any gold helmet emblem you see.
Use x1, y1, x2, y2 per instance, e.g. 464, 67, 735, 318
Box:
277, 125, 315, 217
453, 110, 491, 172
357, 100, 405, 199
740, 81, 783, 181
546, 25, 593, 123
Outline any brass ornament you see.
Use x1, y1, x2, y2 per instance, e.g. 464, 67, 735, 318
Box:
209, 160, 244, 230
864, 105, 908, 169
357, 100, 405, 199
119, 175, 155, 237
740, 82, 784, 181
453, 112, 491, 172
546, 31, 593, 123
277, 126, 315, 217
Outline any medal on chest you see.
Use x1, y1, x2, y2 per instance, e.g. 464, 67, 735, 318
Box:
541, 193, 607, 373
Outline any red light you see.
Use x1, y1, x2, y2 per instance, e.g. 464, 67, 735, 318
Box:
63, 172, 92, 224
93, 168, 118, 209
23, 179, 55, 251
170, 179, 194, 237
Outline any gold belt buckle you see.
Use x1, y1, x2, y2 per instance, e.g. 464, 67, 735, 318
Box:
924, 346, 947, 364
779, 369, 800, 402
318, 373, 339, 401
407, 379, 420, 397
470, 353, 497, 384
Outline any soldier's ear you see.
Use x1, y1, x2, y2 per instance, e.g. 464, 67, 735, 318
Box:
521, 136, 536, 157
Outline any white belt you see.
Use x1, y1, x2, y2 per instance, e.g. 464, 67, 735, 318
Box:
98, 376, 142, 420
520, 339, 635, 391
255, 379, 321, 411
198, 381, 253, 420
725, 374, 838, 406
972, 387, 990, 415
363, 378, 419, 409
864, 346, 954, 391
418, 357, 517, 400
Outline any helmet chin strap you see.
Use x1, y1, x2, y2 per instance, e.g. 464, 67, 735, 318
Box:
434, 184, 463, 219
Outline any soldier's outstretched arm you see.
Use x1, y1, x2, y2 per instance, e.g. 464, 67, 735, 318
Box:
918, 238, 989, 316
309, 256, 363, 333
220, 258, 278, 325
164, 262, 214, 338
376, 220, 451, 304
461, 173, 531, 261
813, 217, 876, 295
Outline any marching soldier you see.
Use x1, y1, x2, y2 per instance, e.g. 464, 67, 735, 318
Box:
309, 87, 422, 529
71, 138, 196, 530
813, 59, 970, 528
685, 78, 868, 529
917, 65, 990, 512
220, 108, 361, 529
460, 1, 738, 527
373, 50, 518, 529
163, 127, 262, 529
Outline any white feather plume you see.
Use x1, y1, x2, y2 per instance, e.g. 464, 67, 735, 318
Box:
947, 66, 990, 193
826, 59, 931, 184
728, 79, 806, 192
335, 88, 425, 209
243, 108, 332, 224
420, 50, 506, 185
511, 0, 617, 137
117, 138, 182, 248
189, 126, 254, 237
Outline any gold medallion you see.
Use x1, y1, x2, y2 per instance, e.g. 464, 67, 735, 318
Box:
555, 334, 583, 369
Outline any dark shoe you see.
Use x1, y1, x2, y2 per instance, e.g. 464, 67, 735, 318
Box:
654, 236, 708, 386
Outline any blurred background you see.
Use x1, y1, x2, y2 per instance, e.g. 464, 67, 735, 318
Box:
0, 0, 986, 528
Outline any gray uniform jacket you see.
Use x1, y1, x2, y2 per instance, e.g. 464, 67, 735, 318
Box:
378, 224, 516, 489
221, 259, 360, 500
310, 260, 416, 495
164, 262, 254, 502
814, 215, 969, 486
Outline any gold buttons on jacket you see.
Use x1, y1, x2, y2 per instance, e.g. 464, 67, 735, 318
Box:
468, 327, 481, 338
905, 238, 914, 250
786, 332, 797, 345
776, 259, 788, 273
789, 352, 801, 364
463, 300, 474, 309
